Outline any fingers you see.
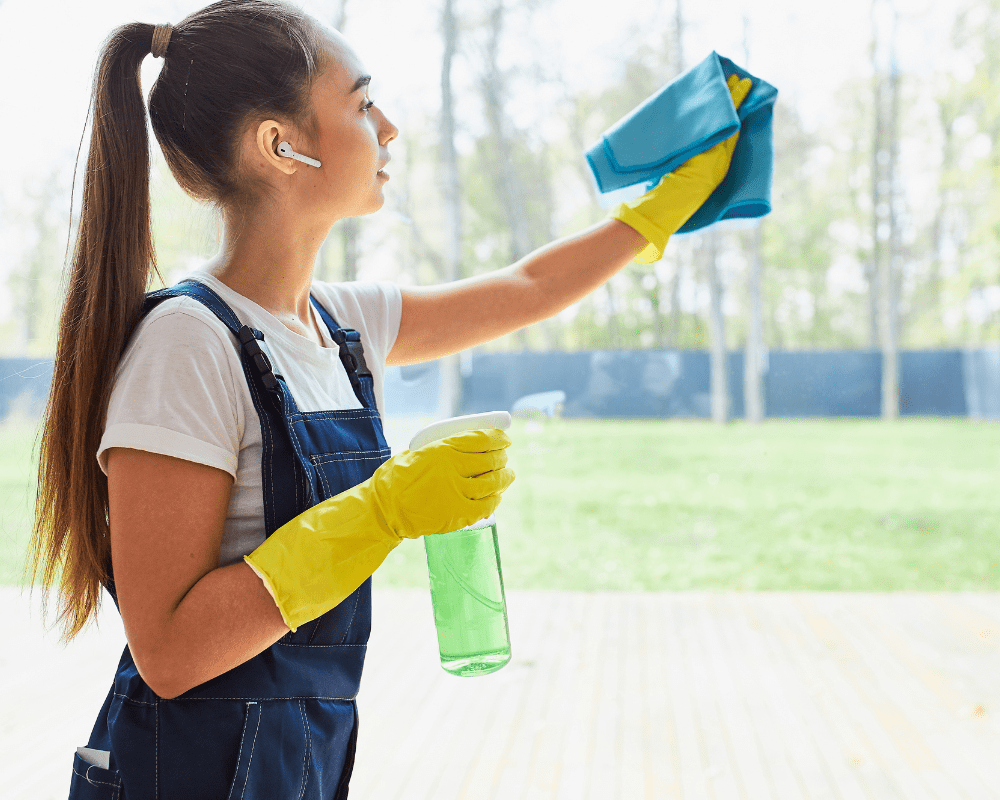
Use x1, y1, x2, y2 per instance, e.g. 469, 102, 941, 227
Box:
458, 493, 502, 527
447, 444, 508, 478
464, 466, 516, 501
726, 74, 753, 111
715, 74, 751, 163
438, 428, 512, 454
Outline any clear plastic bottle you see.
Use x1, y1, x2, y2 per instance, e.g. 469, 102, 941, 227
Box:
410, 412, 513, 677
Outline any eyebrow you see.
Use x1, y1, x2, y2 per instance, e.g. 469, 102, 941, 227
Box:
350, 75, 372, 94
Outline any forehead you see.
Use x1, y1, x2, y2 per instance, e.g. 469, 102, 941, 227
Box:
315, 28, 367, 95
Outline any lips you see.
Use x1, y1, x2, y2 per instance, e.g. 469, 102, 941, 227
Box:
377, 155, 391, 179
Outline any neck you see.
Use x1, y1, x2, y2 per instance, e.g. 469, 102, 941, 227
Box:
205, 203, 338, 323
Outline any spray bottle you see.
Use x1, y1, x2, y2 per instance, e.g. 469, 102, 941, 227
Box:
409, 411, 513, 677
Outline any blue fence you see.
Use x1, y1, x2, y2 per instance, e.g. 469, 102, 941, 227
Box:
0, 359, 54, 420
386, 348, 999, 419
3, 349, 998, 422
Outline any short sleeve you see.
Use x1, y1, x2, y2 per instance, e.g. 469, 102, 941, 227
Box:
312, 280, 402, 366
360, 280, 403, 362
97, 304, 245, 479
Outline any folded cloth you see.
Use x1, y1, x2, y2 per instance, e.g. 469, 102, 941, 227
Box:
585, 51, 778, 233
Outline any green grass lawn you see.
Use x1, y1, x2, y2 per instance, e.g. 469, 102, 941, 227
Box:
0, 418, 41, 586
3, 416, 998, 590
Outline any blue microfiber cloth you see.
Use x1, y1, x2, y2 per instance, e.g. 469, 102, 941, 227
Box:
585, 51, 778, 233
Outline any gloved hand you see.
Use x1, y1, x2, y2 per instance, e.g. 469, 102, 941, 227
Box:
610, 73, 754, 263
245, 428, 515, 631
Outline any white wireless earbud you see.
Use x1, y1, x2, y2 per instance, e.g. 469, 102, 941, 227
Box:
277, 142, 322, 169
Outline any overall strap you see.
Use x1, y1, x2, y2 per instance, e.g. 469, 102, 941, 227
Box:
309, 294, 377, 410
144, 280, 288, 397
141, 279, 308, 535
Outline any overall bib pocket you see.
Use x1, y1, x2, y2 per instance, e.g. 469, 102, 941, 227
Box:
69, 751, 122, 800
311, 446, 390, 500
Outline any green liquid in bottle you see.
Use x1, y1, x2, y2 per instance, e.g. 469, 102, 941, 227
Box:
424, 523, 512, 677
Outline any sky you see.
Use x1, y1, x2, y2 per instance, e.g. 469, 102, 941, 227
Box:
0, 0, 968, 326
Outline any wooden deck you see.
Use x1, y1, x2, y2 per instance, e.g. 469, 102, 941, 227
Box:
3, 587, 998, 799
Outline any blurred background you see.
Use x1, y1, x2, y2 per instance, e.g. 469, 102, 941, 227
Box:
1, 0, 998, 591
1, 0, 1000, 420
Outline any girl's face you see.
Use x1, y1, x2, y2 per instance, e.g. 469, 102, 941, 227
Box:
288, 30, 399, 219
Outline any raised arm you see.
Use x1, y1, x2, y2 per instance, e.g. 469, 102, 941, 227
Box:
387, 218, 646, 366
387, 75, 753, 367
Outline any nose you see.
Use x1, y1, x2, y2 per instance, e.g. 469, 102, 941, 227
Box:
377, 106, 398, 146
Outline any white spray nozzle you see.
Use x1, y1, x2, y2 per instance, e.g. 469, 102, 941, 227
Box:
408, 411, 512, 451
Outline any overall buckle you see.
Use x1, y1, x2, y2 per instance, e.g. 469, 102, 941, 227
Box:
331, 329, 372, 378
238, 326, 281, 392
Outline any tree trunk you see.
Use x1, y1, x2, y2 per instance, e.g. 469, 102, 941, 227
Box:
881, 54, 901, 420
342, 218, 359, 282
329, 0, 360, 287
928, 101, 957, 328
317, 235, 335, 282
649, 271, 664, 347
333, 0, 348, 30
666, 0, 686, 349
744, 224, 765, 423
438, 0, 463, 416
867, 93, 882, 351
481, 1, 532, 262
871, 0, 900, 419
741, 17, 765, 423
605, 281, 621, 348
706, 231, 728, 424
674, 0, 685, 74
480, 0, 534, 350
667, 258, 681, 347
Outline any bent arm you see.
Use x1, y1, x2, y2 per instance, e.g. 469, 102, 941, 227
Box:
107, 448, 289, 700
387, 218, 646, 366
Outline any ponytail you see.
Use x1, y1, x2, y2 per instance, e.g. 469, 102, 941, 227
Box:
26, 23, 160, 640
26, 1, 329, 640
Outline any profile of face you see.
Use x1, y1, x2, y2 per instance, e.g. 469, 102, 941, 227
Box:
249, 26, 399, 221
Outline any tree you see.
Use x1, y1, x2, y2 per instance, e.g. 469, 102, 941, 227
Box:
742, 15, 765, 424
471, 0, 541, 350
438, 0, 464, 415
458, 0, 564, 354
4, 168, 68, 356
933, 0, 1000, 344
704, 230, 729, 423
871, 0, 903, 419
317, 0, 361, 285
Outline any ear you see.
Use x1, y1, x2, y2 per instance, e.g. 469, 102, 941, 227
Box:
256, 120, 297, 175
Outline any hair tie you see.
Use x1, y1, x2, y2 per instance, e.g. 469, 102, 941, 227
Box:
151, 24, 173, 59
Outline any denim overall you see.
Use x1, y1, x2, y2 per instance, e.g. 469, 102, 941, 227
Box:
68, 280, 391, 799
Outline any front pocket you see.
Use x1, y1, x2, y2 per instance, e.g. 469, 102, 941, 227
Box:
226, 702, 262, 800
68, 752, 122, 800
311, 448, 391, 499
157, 699, 255, 798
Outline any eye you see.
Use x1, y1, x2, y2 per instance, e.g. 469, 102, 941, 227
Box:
362, 99, 374, 113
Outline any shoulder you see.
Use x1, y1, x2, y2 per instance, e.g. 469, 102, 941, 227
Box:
310, 280, 401, 327
117, 297, 240, 394
101, 295, 248, 478
136, 294, 239, 352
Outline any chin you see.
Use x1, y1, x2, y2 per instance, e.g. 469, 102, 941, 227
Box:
362, 192, 387, 215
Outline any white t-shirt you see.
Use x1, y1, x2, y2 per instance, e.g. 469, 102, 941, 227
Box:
97, 271, 403, 568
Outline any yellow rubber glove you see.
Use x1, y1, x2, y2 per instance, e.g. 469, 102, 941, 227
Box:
245, 428, 515, 632
610, 74, 754, 263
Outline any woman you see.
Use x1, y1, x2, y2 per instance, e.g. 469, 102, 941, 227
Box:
27, 1, 749, 797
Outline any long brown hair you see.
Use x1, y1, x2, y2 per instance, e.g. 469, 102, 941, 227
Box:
26, 0, 328, 641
